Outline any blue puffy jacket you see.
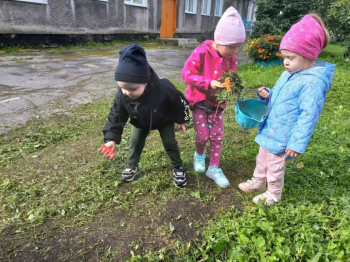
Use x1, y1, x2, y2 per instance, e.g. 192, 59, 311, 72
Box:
255, 61, 335, 155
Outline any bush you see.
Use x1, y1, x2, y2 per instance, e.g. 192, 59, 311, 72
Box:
251, 19, 284, 39
327, 0, 350, 57
244, 35, 283, 62
251, 0, 335, 38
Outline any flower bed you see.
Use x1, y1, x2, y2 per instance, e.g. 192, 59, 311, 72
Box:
244, 34, 284, 63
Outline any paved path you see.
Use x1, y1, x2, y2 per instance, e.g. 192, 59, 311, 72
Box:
0, 44, 251, 134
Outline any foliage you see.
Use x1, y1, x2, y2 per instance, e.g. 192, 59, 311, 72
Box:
180, 44, 350, 261
216, 71, 245, 103
252, 0, 335, 38
0, 44, 349, 261
244, 35, 283, 62
327, 0, 350, 58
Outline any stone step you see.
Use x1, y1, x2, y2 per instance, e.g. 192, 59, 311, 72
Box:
159, 38, 199, 48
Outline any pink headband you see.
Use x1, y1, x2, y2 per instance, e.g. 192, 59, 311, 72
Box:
280, 15, 325, 60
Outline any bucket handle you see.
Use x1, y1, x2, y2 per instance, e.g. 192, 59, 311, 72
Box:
240, 88, 259, 100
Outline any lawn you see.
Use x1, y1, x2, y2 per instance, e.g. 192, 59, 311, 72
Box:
0, 44, 349, 261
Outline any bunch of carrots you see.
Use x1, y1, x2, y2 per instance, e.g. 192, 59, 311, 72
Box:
216, 71, 245, 103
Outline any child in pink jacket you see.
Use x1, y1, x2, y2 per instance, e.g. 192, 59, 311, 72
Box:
181, 7, 246, 188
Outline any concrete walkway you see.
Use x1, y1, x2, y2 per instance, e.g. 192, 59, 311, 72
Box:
0, 44, 251, 134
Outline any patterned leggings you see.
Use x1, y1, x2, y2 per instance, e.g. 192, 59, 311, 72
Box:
192, 106, 224, 167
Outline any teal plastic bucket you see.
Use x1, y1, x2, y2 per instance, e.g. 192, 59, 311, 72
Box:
235, 89, 268, 130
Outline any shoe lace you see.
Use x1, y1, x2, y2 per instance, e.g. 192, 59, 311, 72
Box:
196, 158, 205, 165
265, 191, 279, 202
174, 167, 187, 176
247, 177, 259, 185
211, 167, 223, 176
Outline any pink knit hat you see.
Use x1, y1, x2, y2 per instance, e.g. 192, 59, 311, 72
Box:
214, 7, 246, 45
280, 15, 325, 60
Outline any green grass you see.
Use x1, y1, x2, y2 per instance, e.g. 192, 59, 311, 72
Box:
0, 44, 349, 261
129, 45, 350, 261
0, 40, 161, 54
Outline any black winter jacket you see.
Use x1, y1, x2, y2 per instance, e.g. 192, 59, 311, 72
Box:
103, 69, 190, 144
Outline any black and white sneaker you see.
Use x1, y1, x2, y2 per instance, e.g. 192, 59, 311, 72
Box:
121, 165, 140, 182
173, 167, 187, 187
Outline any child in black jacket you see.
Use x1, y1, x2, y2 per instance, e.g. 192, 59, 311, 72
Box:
99, 44, 190, 187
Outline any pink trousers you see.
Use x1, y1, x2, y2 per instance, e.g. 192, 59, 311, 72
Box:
192, 106, 224, 167
253, 146, 291, 198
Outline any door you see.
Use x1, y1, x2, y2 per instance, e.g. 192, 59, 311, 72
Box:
160, 0, 177, 38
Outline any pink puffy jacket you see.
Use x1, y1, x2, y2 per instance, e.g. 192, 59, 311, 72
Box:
181, 40, 238, 109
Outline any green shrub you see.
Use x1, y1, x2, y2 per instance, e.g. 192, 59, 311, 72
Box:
327, 0, 350, 57
252, 0, 335, 38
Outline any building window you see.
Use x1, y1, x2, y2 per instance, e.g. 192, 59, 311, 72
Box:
232, 0, 238, 8
253, 5, 257, 21
201, 0, 211, 16
214, 0, 223, 17
124, 0, 147, 7
185, 0, 197, 14
247, 2, 254, 21
13, 0, 47, 4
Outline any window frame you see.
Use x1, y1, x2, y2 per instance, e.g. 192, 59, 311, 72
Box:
214, 0, 224, 17
185, 0, 197, 14
201, 0, 211, 16
124, 0, 147, 8
247, 1, 254, 21
12, 0, 48, 4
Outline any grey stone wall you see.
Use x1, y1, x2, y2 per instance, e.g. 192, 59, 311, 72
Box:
0, 0, 160, 35
0, 0, 254, 46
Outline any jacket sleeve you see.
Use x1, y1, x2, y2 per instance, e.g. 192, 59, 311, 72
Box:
165, 80, 190, 124
181, 48, 211, 93
102, 88, 129, 144
287, 79, 327, 154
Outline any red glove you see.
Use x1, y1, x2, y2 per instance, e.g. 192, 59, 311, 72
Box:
98, 145, 115, 160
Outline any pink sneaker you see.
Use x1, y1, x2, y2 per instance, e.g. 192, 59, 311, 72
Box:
238, 177, 266, 193
252, 191, 281, 206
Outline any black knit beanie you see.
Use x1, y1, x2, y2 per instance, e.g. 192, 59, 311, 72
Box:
114, 43, 151, 84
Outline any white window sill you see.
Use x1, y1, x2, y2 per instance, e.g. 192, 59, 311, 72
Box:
13, 0, 47, 4
125, 3, 147, 8
185, 11, 197, 14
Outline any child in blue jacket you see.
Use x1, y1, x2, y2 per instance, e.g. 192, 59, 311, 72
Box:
238, 14, 335, 206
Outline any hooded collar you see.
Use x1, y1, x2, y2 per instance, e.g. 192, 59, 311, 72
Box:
288, 62, 335, 92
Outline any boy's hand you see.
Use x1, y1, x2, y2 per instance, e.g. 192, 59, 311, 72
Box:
285, 148, 301, 158
210, 80, 224, 90
178, 124, 186, 134
258, 87, 270, 99
98, 141, 116, 159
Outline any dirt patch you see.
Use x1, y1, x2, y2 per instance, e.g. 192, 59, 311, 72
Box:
0, 179, 243, 261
